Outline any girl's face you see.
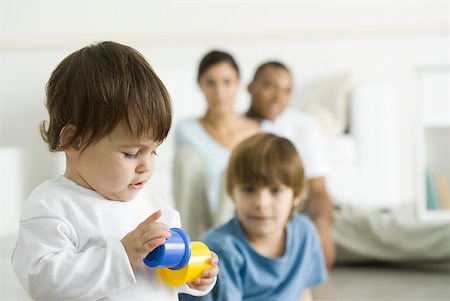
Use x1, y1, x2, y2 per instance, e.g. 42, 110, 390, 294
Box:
231, 183, 299, 241
64, 124, 160, 201
198, 62, 240, 113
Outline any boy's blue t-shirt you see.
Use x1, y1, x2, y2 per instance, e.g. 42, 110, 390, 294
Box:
180, 214, 327, 301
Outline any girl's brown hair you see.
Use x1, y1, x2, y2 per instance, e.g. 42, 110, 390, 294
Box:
226, 133, 305, 202
41, 41, 172, 152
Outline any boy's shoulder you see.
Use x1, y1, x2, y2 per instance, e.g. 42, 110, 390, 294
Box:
202, 217, 244, 250
203, 216, 236, 234
288, 214, 323, 251
292, 213, 315, 227
202, 218, 248, 267
290, 214, 318, 234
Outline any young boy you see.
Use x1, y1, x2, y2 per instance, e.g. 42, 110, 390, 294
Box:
11, 41, 218, 301
183, 133, 327, 301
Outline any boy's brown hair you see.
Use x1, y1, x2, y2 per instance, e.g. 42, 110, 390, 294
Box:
226, 133, 306, 207
41, 41, 172, 152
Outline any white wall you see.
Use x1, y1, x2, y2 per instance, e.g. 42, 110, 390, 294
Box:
1, 1, 449, 234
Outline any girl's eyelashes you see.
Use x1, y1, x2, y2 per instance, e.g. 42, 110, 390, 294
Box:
123, 148, 158, 159
123, 152, 138, 159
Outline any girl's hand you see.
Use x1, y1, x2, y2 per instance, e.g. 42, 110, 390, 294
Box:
121, 210, 171, 269
187, 251, 219, 291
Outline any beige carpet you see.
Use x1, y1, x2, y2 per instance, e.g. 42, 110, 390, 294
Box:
313, 263, 450, 301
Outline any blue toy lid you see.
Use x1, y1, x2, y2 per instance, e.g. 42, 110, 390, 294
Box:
170, 228, 191, 270
143, 227, 191, 270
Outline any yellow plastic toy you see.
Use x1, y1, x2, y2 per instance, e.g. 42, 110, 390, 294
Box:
157, 241, 212, 286
143, 228, 212, 286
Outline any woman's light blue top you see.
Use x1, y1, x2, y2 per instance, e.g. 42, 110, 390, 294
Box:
173, 118, 273, 212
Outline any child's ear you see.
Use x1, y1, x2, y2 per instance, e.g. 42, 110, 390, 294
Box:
293, 195, 302, 208
290, 196, 302, 218
230, 192, 237, 203
60, 124, 81, 157
226, 187, 235, 203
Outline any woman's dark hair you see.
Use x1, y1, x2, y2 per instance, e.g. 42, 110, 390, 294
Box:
197, 50, 240, 81
41, 41, 172, 152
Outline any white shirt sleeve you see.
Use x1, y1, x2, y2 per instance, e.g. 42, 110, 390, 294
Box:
12, 216, 136, 301
176, 277, 217, 296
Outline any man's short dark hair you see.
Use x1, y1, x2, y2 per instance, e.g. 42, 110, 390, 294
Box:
252, 61, 291, 81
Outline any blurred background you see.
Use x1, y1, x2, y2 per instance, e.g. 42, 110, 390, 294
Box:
1, 1, 449, 300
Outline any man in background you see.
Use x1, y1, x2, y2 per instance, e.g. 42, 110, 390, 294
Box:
246, 61, 335, 268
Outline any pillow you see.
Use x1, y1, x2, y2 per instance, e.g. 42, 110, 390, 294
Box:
301, 73, 353, 135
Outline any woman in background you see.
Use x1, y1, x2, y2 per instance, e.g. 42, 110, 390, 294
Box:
173, 50, 269, 239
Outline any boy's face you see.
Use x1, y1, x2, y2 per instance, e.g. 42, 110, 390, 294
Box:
64, 124, 160, 201
231, 183, 298, 240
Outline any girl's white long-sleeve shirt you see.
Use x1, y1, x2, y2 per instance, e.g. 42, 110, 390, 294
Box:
12, 175, 213, 301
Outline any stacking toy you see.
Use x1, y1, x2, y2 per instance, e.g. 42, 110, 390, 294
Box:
157, 241, 212, 286
143, 228, 191, 270
144, 228, 212, 286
